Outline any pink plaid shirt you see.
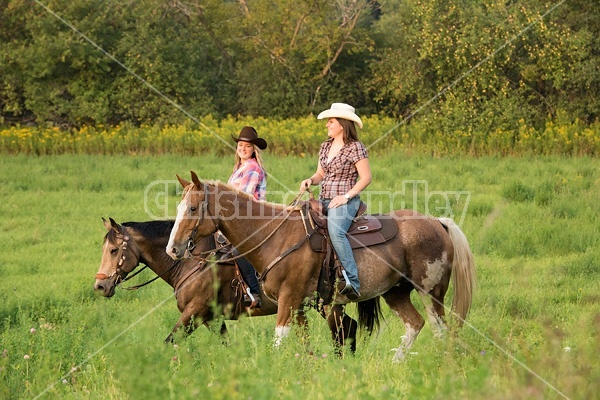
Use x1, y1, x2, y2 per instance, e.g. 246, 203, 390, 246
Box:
318, 139, 368, 200
227, 158, 266, 201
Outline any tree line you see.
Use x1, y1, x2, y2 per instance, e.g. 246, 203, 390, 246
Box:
1, 0, 598, 134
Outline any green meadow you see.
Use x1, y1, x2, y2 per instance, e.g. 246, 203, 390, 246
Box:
0, 153, 598, 399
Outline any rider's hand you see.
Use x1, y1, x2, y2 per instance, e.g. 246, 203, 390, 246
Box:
328, 194, 348, 209
300, 178, 312, 191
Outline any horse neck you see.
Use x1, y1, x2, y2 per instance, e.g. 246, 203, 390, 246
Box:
125, 224, 180, 288
212, 184, 302, 273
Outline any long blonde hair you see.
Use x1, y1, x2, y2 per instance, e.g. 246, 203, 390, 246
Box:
233, 144, 267, 174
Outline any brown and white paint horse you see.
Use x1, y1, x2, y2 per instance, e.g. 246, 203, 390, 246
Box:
95, 217, 359, 350
166, 172, 476, 361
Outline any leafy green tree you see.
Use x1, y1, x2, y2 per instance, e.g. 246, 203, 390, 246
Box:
366, 0, 599, 135
0, 0, 597, 130
1, 0, 224, 126
227, 0, 378, 116
0, 0, 35, 124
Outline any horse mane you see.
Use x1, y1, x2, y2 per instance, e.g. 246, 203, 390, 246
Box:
200, 179, 296, 212
106, 220, 175, 244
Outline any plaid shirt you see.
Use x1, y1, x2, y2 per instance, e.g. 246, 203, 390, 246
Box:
227, 158, 266, 201
318, 139, 368, 200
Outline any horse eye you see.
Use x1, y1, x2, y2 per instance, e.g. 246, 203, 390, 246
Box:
190, 206, 197, 213
110, 248, 118, 255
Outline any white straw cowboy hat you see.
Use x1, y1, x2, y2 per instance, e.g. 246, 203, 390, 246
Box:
317, 103, 363, 129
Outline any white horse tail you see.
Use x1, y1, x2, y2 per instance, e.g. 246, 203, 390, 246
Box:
438, 218, 476, 327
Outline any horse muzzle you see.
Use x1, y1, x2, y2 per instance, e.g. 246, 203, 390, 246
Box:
166, 240, 193, 260
94, 276, 117, 297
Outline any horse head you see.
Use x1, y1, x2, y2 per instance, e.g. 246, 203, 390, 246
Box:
94, 217, 141, 297
166, 171, 220, 260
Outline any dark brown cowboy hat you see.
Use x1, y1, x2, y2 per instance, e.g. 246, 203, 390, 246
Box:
231, 126, 267, 150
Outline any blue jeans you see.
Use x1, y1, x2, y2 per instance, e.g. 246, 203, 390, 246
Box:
233, 248, 260, 294
323, 197, 361, 292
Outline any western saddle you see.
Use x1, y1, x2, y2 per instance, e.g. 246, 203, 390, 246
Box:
303, 198, 398, 305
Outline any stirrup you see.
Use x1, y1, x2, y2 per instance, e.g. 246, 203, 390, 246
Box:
339, 270, 352, 292
340, 285, 360, 300
339, 270, 360, 300
243, 288, 261, 309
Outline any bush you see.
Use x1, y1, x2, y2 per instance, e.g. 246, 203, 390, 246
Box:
1, 117, 599, 156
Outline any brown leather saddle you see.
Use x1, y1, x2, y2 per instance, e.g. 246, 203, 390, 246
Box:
301, 199, 398, 305
306, 199, 398, 252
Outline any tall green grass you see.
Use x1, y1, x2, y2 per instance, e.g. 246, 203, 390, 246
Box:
0, 154, 598, 399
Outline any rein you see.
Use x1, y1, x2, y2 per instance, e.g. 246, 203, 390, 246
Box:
174, 184, 314, 285
185, 184, 307, 264
260, 203, 316, 281
119, 260, 182, 291
210, 210, 298, 263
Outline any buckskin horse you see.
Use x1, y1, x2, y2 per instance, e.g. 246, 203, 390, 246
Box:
95, 217, 359, 350
166, 171, 476, 362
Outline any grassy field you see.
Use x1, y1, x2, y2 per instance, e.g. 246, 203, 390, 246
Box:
0, 153, 598, 399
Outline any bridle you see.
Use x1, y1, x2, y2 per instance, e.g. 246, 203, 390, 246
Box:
96, 230, 178, 290
184, 184, 215, 256
95, 232, 132, 284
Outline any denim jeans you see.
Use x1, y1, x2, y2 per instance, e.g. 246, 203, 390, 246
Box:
323, 197, 361, 292
233, 248, 260, 294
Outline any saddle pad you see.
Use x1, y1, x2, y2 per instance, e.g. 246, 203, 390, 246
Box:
347, 215, 381, 235
309, 214, 398, 252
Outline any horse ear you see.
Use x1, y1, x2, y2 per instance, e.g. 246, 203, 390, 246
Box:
103, 217, 112, 231
190, 170, 201, 188
109, 217, 121, 232
177, 174, 190, 188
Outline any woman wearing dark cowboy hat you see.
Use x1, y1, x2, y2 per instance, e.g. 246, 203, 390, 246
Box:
227, 126, 268, 308
300, 103, 372, 300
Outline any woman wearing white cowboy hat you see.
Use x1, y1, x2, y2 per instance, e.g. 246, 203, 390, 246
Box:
227, 126, 268, 308
300, 103, 372, 300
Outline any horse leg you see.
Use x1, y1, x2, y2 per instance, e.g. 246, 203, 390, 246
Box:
324, 305, 357, 355
166, 295, 214, 344
293, 307, 311, 350
418, 285, 448, 339
273, 289, 303, 346
382, 285, 425, 363
219, 320, 228, 336
165, 311, 200, 344
274, 317, 292, 347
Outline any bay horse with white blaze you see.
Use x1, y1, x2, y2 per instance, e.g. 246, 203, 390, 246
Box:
95, 217, 359, 349
167, 172, 476, 362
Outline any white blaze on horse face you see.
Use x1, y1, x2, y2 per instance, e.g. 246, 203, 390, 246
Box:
273, 326, 291, 347
98, 240, 112, 276
166, 196, 190, 258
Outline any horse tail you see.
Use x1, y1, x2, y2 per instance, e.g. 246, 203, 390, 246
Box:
357, 297, 382, 335
438, 218, 476, 327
